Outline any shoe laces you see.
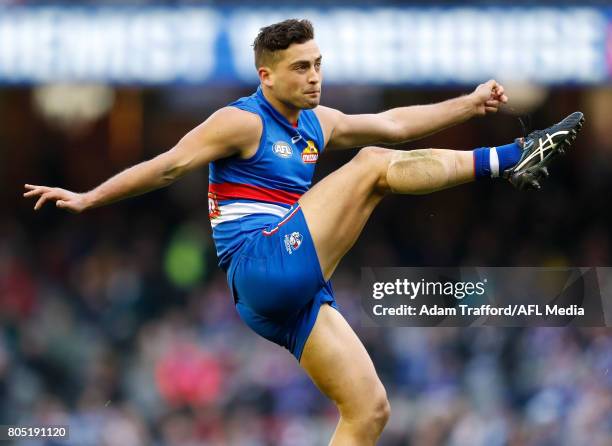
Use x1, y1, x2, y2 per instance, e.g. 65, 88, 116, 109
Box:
520, 116, 554, 143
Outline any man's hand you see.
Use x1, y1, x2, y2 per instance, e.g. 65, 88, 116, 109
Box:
23, 184, 90, 213
470, 79, 509, 117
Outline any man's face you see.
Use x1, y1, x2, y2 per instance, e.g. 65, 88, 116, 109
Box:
261, 40, 322, 110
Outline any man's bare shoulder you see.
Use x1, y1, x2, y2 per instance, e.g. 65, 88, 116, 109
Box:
313, 105, 343, 147
313, 105, 342, 123
185, 106, 262, 158
205, 106, 262, 137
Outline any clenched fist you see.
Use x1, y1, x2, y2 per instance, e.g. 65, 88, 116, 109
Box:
470, 79, 509, 116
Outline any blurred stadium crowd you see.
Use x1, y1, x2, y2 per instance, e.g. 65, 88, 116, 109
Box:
3, 79, 612, 445
4, 0, 612, 5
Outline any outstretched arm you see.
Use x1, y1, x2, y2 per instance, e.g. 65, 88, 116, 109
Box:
24, 107, 261, 212
316, 79, 508, 150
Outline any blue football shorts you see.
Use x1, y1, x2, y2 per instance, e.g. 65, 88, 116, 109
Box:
226, 204, 339, 361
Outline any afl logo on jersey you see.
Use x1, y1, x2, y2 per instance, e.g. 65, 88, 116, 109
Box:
302, 140, 319, 163
272, 141, 293, 158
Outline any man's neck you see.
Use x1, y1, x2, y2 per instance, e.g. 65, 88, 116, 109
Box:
261, 87, 300, 125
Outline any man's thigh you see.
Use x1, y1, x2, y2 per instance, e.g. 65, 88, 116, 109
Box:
300, 304, 386, 418
299, 147, 392, 280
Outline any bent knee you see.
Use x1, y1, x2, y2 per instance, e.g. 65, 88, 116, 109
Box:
351, 146, 394, 194
355, 145, 391, 160
339, 382, 391, 427
369, 392, 391, 428
354, 146, 393, 169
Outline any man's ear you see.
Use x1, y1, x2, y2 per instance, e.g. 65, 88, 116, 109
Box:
258, 66, 274, 87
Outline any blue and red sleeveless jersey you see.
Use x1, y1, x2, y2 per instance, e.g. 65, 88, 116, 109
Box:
208, 87, 325, 270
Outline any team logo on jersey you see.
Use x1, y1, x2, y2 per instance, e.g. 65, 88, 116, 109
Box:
284, 232, 303, 254
301, 140, 319, 163
272, 141, 293, 158
208, 192, 221, 219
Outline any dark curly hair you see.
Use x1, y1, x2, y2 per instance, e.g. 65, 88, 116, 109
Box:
253, 19, 314, 68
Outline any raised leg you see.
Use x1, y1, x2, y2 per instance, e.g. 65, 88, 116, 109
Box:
299, 146, 474, 280
298, 146, 474, 444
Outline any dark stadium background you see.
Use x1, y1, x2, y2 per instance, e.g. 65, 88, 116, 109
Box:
2, 1, 612, 445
